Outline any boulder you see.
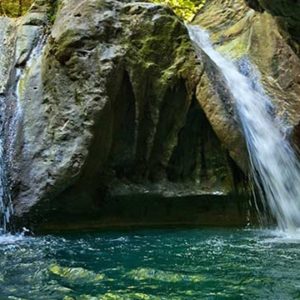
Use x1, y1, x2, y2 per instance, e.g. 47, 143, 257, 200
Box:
6, 0, 250, 229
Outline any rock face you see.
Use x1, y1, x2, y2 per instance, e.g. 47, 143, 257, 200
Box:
0, 0, 297, 230
5, 0, 300, 231
193, 0, 300, 147
257, 0, 300, 46
247, 0, 300, 142
0, 18, 16, 95
0, 0, 251, 230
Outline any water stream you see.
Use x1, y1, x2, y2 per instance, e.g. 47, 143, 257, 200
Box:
187, 25, 300, 231
0, 35, 46, 234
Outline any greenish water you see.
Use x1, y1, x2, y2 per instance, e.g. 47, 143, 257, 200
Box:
0, 228, 300, 299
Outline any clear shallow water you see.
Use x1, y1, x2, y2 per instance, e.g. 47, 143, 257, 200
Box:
0, 228, 300, 299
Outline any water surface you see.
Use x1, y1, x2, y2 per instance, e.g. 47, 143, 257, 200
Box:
0, 228, 300, 299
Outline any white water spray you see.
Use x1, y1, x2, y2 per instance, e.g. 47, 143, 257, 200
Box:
188, 25, 300, 231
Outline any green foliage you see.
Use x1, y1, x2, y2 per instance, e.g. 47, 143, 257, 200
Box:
0, 0, 34, 17
151, 0, 205, 21
47, 0, 60, 23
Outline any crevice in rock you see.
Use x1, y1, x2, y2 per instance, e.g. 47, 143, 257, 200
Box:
133, 78, 158, 179
226, 154, 248, 193
244, 0, 264, 12
109, 71, 136, 179
149, 79, 189, 181
167, 96, 202, 182
167, 95, 234, 191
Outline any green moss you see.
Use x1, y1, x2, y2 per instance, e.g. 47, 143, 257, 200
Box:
125, 11, 195, 87
47, 0, 60, 23
217, 34, 249, 59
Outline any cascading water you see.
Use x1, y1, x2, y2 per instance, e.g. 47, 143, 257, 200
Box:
0, 34, 46, 235
187, 25, 300, 231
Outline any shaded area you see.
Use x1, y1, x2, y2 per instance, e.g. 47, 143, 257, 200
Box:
30, 193, 255, 232
168, 96, 233, 189
17, 68, 252, 231
257, 0, 300, 44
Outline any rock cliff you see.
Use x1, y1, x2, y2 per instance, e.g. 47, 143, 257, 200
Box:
2, 0, 299, 230
0, 0, 248, 230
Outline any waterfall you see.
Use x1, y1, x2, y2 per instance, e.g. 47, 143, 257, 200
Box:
187, 25, 300, 231
0, 33, 46, 234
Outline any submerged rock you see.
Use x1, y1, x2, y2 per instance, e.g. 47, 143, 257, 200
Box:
49, 264, 105, 282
